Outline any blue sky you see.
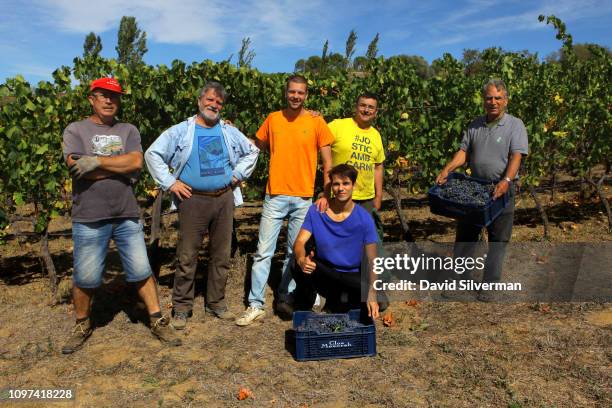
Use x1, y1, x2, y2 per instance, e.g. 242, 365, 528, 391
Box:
1, 0, 610, 84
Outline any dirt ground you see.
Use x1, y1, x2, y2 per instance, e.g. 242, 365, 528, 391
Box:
0, 185, 610, 407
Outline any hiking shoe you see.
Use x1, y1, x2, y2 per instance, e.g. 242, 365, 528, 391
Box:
205, 307, 236, 320
151, 315, 182, 346
171, 311, 190, 330
62, 318, 93, 354
275, 301, 294, 321
235, 307, 265, 326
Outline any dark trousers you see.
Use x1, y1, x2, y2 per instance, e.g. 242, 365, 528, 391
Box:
293, 257, 363, 312
454, 193, 515, 283
173, 190, 233, 313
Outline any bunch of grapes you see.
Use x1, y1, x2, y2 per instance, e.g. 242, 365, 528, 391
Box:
297, 315, 364, 333
439, 178, 494, 206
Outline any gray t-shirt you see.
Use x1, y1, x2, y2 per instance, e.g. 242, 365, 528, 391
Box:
460, 113, 529, 181
62, 119, 142, 222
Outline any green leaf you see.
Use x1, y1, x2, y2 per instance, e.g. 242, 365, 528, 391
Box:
25, 100, 36, 111
13, 192, 24, 206
35, 144, 49, 155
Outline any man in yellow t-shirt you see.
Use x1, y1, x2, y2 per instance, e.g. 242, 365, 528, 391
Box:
236, 75, 334, 326
329, 92, 385, 231
329, 92, 389, 311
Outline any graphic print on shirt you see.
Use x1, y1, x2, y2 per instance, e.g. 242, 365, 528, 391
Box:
91, 135, 124, 156
348, 134, 373, 172
198, 136, 225, 176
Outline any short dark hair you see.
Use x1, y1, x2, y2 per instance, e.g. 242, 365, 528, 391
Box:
356, 92, 379, 105
286, 74, 308, 92
330, 164, 358, 184
199, 81, 227, 102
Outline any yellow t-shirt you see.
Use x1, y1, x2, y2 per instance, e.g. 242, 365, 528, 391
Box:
329, 118, 385, 200
257, 111, 334, 197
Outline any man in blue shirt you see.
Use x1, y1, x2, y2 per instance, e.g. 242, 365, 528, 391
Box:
293, 164, 380, 318
145, 82, 259, 329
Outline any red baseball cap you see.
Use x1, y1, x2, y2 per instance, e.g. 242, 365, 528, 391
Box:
90, 77, 123, 94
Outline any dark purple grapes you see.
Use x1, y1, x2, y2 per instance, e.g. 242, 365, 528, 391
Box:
296, 315, 364, 333
439, 178, 494, 206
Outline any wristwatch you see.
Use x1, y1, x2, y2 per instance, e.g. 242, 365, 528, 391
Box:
503, 176, 512, 183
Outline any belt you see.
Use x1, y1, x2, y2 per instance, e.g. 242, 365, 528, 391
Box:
191, 186, 231, 197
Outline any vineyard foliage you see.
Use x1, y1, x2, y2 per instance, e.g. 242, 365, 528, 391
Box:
0, 16, 610, 236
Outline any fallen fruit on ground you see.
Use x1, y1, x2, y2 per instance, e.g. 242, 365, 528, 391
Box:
237, 387, 252, 400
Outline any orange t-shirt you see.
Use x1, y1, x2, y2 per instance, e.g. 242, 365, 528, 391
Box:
256, 110, 334, 197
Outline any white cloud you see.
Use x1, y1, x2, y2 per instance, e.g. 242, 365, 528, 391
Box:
32, 0, 326, 51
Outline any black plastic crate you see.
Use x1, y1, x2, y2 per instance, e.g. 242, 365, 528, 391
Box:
293, 309, 376, 361
428, 172, 509, 227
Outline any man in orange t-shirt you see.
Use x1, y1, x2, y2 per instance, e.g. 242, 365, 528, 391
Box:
236, 75, 334, 326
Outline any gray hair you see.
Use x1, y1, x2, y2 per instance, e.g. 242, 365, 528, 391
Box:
482, 79, 508, 98
199, 81, 227, 102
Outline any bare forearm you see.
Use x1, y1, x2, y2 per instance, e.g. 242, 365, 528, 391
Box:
83, 169, 116, 180
374, 164, 384, 207
366, 244, 378, 287
504, 152, 522, 180
294, 240, 306, 261
320, 145, 332, 197
442, 150, 467, 173
98, 152, 143, 174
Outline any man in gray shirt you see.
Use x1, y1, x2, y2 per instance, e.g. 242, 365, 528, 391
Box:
61, 77, 181, 353
436, 79, 528, 301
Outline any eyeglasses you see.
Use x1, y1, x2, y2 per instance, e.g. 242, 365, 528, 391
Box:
91, 92, 120, 101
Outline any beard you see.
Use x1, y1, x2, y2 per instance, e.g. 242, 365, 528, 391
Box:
200, 107, 220, 124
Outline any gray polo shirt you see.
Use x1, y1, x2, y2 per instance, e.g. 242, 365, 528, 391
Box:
460, 113, 528, 181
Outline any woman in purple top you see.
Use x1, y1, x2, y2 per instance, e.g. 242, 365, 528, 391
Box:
293, 164, 380, 319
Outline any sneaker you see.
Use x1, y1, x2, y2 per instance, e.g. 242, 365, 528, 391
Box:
312, 294, 324, 313
205, 307, 236, 320
151, 315, 182, 346
275, 301, 294, 321
235, 307, 265, 326
62, 318, 93, 354
171, 311, 190, 330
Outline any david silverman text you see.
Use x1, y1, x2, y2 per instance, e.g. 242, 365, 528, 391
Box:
372, 279, 522, 291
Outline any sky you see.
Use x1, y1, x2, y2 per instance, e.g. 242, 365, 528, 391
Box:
1, 0, 610, 84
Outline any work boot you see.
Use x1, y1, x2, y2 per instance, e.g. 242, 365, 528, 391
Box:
275, 301, 294, 321
151, 315, 182, 346
171, 310, 190, 330
205, 307, 236, 320
62, 318, 93, 354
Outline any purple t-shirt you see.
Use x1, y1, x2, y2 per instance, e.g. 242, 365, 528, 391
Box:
301, 204, 378, 273
62, 119, 142, 222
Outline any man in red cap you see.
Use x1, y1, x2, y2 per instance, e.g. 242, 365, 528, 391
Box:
61, 77, 181, 353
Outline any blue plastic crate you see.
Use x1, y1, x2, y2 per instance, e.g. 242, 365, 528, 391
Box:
293, 309, 376, 361
428, 172, 509, 227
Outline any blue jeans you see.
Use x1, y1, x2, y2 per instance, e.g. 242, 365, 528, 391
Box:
248, 195, 311, 308
72, 218, 152, 288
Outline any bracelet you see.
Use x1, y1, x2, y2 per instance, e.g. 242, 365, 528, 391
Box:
503, 176, 512, 183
